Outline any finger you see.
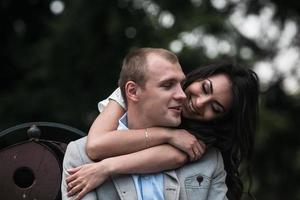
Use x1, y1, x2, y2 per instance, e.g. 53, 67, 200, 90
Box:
68, 182, 83, 197
66, 174, 77, 184
74, 187, 88, 200
195, 139, 206, 160
67, 181, 74, 192
67, 166, 82, 174
198, 140, 206, 150
188, 150, 196, 162
67, 178, 79, 191
197, 140, 206, 154
192, 146, 201, 161
195, 142, 204, 155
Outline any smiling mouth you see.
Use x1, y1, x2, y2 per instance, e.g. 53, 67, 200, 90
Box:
169, 106, 182, 113
186, 100, 198, 115
190, 101, 197, 113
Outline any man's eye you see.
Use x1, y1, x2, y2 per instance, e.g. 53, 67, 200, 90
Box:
162, 83, 173, 88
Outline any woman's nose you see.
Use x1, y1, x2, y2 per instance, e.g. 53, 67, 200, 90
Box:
195, 96, 210, 109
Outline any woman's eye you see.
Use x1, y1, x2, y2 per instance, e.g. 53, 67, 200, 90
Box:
213, 107, 221, 114
202, 83, 209, 94
212, 103, 223, 114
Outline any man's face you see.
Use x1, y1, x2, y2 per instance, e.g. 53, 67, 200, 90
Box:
137, 53, 186, 127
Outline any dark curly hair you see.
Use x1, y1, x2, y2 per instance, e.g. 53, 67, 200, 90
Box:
179, 61, 259, 200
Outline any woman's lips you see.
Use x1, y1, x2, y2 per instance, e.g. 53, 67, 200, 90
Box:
186, 99, 200, 116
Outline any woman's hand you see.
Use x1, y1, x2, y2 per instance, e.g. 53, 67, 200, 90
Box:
66, 161, 110, 200
168, 129, 206, 161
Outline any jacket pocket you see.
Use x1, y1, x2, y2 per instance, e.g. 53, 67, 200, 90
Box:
185, 174, 211, 200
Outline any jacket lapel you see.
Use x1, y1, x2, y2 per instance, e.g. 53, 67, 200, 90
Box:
164, 170, 180, 200
112, 175, 138, 200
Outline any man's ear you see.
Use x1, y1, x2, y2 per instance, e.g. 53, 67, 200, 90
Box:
125, 81, 140, 102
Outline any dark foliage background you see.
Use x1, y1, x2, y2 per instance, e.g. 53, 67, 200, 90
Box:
1, 0, 300, 199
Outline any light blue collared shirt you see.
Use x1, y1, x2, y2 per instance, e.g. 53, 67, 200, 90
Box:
118, 114, 165, 200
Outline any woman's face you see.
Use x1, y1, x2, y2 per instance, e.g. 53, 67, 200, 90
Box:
182, 73, 233, 121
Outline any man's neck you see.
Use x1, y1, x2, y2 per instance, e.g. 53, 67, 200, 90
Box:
127, 109, 151, 129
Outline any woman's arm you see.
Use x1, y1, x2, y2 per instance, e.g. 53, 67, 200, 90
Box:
86, 99, 205, 162
86, 100, 174, 160
86, 100, 125, 160
67, 144, 188, 200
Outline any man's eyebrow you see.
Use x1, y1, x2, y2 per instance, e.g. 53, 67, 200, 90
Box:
158, 78, 176, 85
160, 77, 183, 84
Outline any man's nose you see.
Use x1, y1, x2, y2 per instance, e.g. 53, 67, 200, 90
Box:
174, 86, 186, 101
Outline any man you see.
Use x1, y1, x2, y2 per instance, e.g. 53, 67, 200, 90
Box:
61, 48, 227, 200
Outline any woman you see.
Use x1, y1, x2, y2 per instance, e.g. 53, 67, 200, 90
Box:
180, 62, 259, 200
66, 61, 259, 200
